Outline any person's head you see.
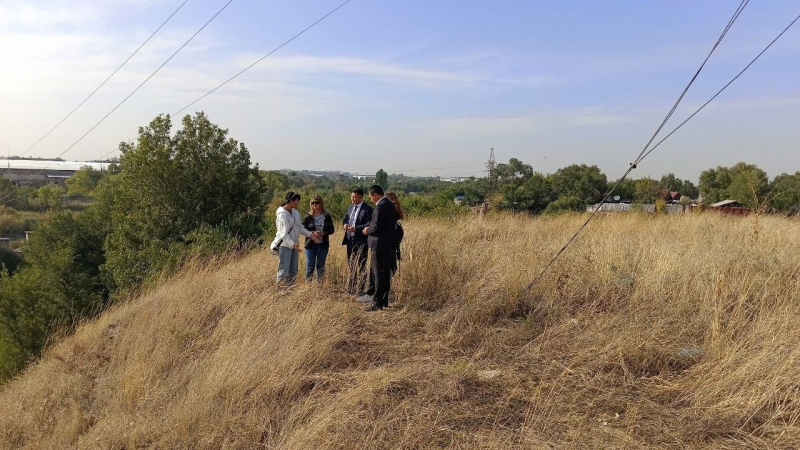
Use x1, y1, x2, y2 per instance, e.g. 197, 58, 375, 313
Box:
368, 184, 384, 203
309, 194, 326, 215
282, 191, 301, 210
350, 188, 364, 205
386, 191, 404, 220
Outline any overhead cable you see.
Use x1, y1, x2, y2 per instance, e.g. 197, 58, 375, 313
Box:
18, 0, 191, 157
0, 0, 234, 204
87, 0, 355, 166
525, 0, 763, 291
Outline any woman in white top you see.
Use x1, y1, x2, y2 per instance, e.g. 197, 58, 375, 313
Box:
271, 191, 321, 285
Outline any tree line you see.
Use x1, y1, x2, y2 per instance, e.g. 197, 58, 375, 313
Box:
2, 112, 799, 382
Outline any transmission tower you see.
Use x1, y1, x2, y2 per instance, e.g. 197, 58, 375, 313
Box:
486, 147, 497, 189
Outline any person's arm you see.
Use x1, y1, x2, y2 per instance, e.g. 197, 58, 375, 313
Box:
367, 202, 382, 236
299, 218, 314, 238
354, 206, 372, 233
324, 213, 335, 236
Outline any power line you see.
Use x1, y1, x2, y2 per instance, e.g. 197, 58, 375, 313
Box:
172, 0, 352, 116
636, 13, 800, 165
1, 0, 234, 204
93, 0, 354, 164
525, 0, 763, 291
18, 0, 191, 157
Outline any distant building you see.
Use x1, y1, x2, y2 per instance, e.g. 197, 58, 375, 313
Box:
709, 199, 750, 216
453, 195, 465, 205
441, 176, 472, 183
0, 159, 110, 188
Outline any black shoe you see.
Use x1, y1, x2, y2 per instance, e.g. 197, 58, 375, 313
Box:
364, 302, 383, 312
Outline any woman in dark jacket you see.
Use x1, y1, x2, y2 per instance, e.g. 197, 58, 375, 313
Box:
302, 195, 335, 281
385, 192, 404, 275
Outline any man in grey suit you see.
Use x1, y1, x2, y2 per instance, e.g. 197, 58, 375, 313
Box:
342, 188, 373, 294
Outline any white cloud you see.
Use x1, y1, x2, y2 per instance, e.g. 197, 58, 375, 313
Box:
231, 54, 477, 87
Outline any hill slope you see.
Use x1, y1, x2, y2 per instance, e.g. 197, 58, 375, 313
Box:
2, 213, 800, 449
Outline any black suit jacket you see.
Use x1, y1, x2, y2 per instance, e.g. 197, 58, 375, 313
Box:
367, 197, 398, 250
341, 202, 373, 246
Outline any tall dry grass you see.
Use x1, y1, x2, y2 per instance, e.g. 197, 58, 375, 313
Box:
1, 212, 800, 449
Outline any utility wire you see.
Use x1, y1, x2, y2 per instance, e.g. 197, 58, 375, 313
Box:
637, 13, 800, 165
18, 0, 190, 157
525, 1, 762, 291
172, 0, 352, 116
0, 0, 234, 204
89, 0, 354, 165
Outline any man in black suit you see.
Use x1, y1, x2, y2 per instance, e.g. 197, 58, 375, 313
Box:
359, 185, 398, 312
342, 188, 373, 295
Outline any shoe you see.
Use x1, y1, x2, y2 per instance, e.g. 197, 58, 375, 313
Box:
364, 302, 383, 312
356, 294, 373, 303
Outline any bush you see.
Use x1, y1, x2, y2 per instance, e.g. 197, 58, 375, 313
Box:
544, 196, 586, 214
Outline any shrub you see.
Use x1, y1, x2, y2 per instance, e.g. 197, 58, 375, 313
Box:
544, 196, 585, 214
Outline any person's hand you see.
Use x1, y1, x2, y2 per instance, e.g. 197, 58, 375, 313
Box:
313, 231, 323, 237
344, 224, 353, 232
362, 228, 369, 236
293, 244, 301, 251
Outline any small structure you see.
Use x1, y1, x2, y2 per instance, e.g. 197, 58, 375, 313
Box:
24, 231, 33, 241
709, 199, 750, 216
0, 238, 10, 249
453, 195, 465, 205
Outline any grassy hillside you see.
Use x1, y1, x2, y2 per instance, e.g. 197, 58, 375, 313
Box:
2, 212, 800, 449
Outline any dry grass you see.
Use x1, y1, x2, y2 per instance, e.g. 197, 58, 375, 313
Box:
2, 212, 800, 449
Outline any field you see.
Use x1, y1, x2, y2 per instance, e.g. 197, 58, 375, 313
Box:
1, 212, 799, 449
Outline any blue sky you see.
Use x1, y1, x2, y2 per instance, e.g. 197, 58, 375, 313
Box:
0, 0, 798, 180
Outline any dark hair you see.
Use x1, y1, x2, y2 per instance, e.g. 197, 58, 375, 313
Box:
385, 192, 404, 220
282, 191, 301, 206
351, 188, 364, 196
368, 185, 384, 196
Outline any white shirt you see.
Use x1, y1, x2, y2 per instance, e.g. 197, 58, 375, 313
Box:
348, 202, 363, 237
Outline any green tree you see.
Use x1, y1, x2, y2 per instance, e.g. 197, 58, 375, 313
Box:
698, 167, 731, 204
101, 112, 267, 290
549, 164, 607, 204
770, 172, 800, 213
495, 158, 533, 184
634, 177, 660, 203
658, 173, 698, 199
261, 170, 289, 205
0, 209, 108, 381
699, 162, 769, 208
375, 169, 388, 189
34, 185, 63, 210
726, 163, 769, 208
612, 178, 636, 201
504, 173, 553, 211
66, 166, 104, 197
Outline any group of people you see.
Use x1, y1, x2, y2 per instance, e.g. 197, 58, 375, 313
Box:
270, 185, 404, 312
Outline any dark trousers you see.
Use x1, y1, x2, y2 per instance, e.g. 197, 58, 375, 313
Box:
346, 240, 369, 294
366, 247, 393, 307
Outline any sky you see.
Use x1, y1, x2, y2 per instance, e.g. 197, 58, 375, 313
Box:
0, 0, 798, 181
